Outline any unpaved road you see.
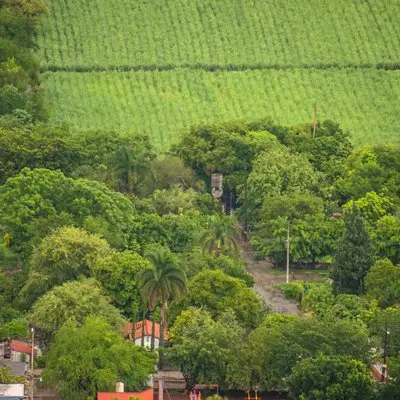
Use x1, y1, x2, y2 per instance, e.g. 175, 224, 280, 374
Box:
238, 239, 300, 314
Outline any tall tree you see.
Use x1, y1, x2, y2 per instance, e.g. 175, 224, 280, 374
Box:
112, 144, 153, 194
332, 206, 374, 295
139, 246, 187, 350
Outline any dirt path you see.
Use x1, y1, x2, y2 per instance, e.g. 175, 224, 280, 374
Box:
238, 239, 300, 314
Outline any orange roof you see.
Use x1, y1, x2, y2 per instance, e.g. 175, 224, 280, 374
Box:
121, 320, 167, 341
10, 340, 32, 354
98, 388, 154, 400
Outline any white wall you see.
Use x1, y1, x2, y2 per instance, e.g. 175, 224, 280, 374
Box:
11, 350, 30, 363
135, 335, 159, 349
0, 383, 25, 396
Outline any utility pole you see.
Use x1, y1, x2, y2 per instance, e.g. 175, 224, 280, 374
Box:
382, 322, 389, 382
31, 327, 35, 400
312, 103, 317, 138
286, 223, 290, 283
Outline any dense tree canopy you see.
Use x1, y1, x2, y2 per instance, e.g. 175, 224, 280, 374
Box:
19, 227, 112, 306
172, 270, 264, 329
248, 314, 370, 389
42, 317, 155, 400
0, 168, 138, 253
30, 279, 124, 344
168, 308, 250, 391
288, 354, 374, 400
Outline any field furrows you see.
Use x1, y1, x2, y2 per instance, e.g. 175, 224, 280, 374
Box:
44, 68, 400, 148
38, 0, 400, 69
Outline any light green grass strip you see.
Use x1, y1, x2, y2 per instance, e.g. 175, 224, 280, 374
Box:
38, 0, 400, 69
43, 68, 400, 149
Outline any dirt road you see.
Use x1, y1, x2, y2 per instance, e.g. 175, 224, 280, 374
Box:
238, 239, 300, 314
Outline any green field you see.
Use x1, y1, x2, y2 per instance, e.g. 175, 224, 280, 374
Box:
38, 0, 400, 147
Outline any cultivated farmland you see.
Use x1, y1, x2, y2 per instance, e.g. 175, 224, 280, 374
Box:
38, 0, 400, 147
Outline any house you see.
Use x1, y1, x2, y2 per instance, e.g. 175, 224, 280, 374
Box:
9, 340, 34, 363
0, 341, 8, 359
98, 388, 154, 400
121, 320, 168, 349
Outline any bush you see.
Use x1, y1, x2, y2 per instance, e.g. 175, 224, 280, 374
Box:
276, 281, 304, 302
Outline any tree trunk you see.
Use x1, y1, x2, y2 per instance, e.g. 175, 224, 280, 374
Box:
141, 309, 146, 347
151, 313, 155, 351
182, 370, 197, 393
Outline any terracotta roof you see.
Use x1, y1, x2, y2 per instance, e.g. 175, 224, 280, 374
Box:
98, 388, 154, 400
121, 320, 167, 341
10, 340, 32, 355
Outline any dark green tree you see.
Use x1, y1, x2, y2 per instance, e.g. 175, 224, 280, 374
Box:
332, 206, 374, 295
198, 215, 238, 256
42, 317, 155, 400
139, 246, 187, 349
288, 354, 374, 400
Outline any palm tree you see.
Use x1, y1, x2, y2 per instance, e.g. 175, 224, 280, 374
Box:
139, 246, 187, 350
199, 215, 239, 256
113, 144, 153, 194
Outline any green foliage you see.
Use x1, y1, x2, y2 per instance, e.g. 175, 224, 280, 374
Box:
0, 125, 83, 184
0, 317, 28, 341
172, 270, 264, 329
0, 168, 138, 253
276, 282, 304, 303
0, 367, 25, 384
288, 354, 374, 400
111, 143, 154, 194
140, 245, 187, 311
301, 281, 335, 317
248, 315, 371, 390
373, 216, 400, 264
246, 144, 319, 219
365, 259, 400, 306
178, 249, 254, 286
343, 192, 395, 226
92, 250, 152, 319
168, 308, 250, 391
175, 122, 277, 187
0, 1, 47, 121
337, 144, 400, 202
42, 316, 156, 400
199, 215, 239, 256
369, 306, 400, 358
30, 279, 124, 344
251, 194, 340, 265
20, 227, 112, 306
151, 187, 215, 216
332, 206, 374, 295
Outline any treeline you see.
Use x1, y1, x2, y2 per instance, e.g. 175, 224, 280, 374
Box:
0, 0, 48, 125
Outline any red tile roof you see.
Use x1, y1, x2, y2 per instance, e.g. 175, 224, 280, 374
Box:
121, 320, 167, 341
10, 340, 32, 354
98, 388, 154, 400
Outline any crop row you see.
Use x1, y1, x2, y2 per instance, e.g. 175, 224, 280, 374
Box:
37, 0, 400, 69
43, 68, 400, 148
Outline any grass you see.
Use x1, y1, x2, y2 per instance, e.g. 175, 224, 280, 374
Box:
38, 0, 400, 69
44, 68, 400, 148
38, 0, 400, 147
